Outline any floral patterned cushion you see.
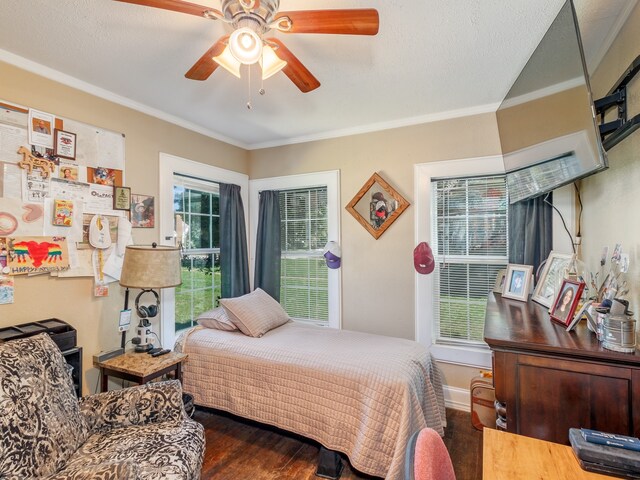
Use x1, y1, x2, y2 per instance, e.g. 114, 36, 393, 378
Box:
79, 380, 186, 432
0, 334, 90, 479
62, 419, 204, 480
0, 334, 204, 480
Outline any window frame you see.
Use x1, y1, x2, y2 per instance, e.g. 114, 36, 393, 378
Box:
415, 156, 504, 368
415, 156, 575, 367
249, 170, 341, 329
159, 152, 248, 348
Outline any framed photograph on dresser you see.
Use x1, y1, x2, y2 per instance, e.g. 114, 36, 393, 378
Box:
493, 268, 507, 293
566, 299, 593, 332
550, 279, 585, 327
502, 264, 533, 302
532, 251, 574, 308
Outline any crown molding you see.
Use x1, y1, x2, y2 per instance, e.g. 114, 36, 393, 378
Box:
247, 102, 500, 150
587, 0, 638, 74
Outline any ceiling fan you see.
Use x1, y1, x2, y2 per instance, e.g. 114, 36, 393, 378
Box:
114, 0, 379, 93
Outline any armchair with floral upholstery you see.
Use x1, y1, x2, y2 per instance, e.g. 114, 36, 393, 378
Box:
0, 333, 204, 480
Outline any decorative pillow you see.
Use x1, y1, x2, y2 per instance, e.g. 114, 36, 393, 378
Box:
196, 306, 238, 331
220, 288, 290, 338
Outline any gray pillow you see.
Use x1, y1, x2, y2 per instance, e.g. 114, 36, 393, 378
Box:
220, 288, 290, 337
196, 307, 238, 331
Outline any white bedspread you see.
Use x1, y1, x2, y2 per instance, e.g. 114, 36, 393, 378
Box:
177, 322, 446, 479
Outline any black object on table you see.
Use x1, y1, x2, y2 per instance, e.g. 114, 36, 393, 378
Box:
570, 428, 640, 478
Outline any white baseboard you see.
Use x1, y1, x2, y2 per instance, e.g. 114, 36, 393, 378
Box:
443, 385, 470, 412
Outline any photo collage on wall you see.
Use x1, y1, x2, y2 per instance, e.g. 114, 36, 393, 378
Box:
0, 99, 149, 300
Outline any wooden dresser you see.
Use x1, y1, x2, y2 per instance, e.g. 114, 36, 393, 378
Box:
484, 292, 640, 444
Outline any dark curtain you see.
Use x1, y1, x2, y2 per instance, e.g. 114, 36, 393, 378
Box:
220, 183, 250, 299
254, 190, 282, 301
509, 193, 553, 275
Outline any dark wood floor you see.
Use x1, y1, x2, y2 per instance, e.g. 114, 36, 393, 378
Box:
194, 408, 483, 480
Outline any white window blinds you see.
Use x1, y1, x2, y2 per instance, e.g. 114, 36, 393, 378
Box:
279, 187, 329, 323
431, 175, 508, 345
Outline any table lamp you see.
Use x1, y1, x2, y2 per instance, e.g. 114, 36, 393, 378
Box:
119, 243, 181, 352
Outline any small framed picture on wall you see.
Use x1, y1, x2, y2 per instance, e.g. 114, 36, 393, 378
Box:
131, 194, 155, 228
113, 186, 131, 211
54, 129, 77, 160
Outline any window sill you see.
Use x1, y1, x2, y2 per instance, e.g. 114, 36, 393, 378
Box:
430, 343, 492, 368
292, 318, 333, 328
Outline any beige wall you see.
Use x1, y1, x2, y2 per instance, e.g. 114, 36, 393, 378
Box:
250, 115, 502, 389
580, 3, 640, 316
0, 61, 249, 394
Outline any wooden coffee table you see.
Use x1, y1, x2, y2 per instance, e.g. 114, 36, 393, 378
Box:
95, 350, 187, 393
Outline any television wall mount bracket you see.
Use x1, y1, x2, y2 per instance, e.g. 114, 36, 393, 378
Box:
594, 54, 640, 151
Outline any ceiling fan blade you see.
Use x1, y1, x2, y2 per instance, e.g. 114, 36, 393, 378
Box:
185, 36, 229, 80
275, 9, 379, 35
268, 38, 320, 93
113, 0, 222, 19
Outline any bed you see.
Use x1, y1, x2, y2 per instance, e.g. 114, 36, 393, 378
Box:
176, 317, 446, 480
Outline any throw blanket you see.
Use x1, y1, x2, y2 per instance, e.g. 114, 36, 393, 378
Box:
177, 323, 446, 479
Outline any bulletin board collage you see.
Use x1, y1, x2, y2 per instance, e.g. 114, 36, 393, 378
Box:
0, 100, 153, 304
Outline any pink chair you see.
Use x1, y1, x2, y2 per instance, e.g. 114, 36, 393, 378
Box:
405, 428, 456, 480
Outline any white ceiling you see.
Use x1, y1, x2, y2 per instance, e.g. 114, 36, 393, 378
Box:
0, 0, 635, 149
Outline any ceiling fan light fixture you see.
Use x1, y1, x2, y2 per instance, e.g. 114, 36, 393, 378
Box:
229, 27, 263, 65
260, 45, 287, 80
212, 46, 242, 78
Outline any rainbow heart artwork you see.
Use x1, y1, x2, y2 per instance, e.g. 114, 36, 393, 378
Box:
7, 236, 69, 275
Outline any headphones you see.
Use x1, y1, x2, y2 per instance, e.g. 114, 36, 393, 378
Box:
135, 289, 160, 319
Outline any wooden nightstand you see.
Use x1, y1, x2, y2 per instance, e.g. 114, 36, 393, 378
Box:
95, 351, 188, 393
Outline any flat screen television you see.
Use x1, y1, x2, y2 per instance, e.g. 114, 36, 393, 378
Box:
496, 0, 608, 204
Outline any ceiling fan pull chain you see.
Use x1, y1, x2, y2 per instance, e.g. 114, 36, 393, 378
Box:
247, 65, 253, 110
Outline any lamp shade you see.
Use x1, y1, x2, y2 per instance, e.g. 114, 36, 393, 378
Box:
120, 245, 182, 289
260, 44, 287, 80
213, 46, 242, 78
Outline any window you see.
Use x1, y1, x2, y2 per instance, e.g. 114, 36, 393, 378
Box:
279, 187, 329, 323
159, 153, 248, 349
415, 156, 505, 367
417, 157, 573, 367
173, 175, 220, 333
249, 171, 341, 329
432, 175, 508, 346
